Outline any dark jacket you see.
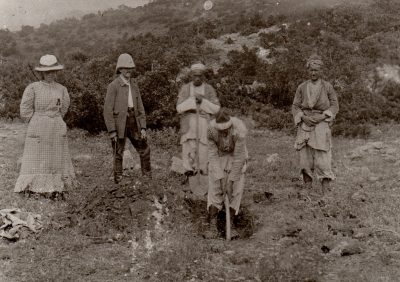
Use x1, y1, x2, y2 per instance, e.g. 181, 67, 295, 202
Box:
103, 76, 146, 138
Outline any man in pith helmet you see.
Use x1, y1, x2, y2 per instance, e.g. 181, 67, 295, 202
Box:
104, 53, 151, 183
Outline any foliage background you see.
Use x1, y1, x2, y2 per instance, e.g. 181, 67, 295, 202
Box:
0, 0, 400, 137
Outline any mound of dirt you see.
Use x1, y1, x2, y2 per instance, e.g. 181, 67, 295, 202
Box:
65, 179, 163, 239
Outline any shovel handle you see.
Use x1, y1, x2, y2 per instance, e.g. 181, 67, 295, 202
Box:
225, 193, 231, 241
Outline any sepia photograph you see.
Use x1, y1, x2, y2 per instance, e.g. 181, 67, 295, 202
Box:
0, 0, 399, 281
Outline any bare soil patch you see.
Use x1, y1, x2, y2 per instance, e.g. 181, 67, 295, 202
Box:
1, 121, 400, 281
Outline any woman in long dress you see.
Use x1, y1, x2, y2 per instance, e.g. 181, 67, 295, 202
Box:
14, 54, 77, 198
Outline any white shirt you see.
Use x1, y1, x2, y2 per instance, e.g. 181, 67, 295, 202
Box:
120, 75, 133, 108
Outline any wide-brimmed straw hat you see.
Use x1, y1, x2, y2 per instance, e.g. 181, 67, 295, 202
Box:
35, 54, 64, 72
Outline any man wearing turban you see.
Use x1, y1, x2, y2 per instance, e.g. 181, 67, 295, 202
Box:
204, 109, 248, 239
292, 54, 339, 192
176, 63, 220, 185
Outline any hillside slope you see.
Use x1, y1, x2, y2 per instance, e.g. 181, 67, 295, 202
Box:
0, 0, 399, 138
0, 0, 372, 60
1, 121, 400, 281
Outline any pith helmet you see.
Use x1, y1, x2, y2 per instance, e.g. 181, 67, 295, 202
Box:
116, 53, 135, 74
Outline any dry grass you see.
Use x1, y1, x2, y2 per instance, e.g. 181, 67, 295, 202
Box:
2, 120, 400, 281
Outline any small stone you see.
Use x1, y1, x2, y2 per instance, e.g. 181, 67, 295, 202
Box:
351, 191, 367, 202
370, 142, 384, 149
224, 250, 235, 255
348, 142, 385, 160
331, 240, 364, 257
384, 155, 397, 163
368, 176, 380, 182
265, 153, 280, 164
385, 148, 397, 155
341, 243, 364, 256
353, 232, 367, 239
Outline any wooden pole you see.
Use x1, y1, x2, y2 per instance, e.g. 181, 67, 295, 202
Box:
225, 194, 231, 240
195, 102, 200, 182
224, 178, 231, 241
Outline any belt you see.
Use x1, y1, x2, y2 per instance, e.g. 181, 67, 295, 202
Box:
304, 109, 323, 114
127, 108, 136, 118
183, 110, 209, 117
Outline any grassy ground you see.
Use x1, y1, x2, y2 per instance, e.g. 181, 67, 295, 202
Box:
1, 119, 400, 282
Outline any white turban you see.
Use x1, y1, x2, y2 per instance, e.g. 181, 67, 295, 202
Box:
306, 54, 324, 70
190, 63, 206, 75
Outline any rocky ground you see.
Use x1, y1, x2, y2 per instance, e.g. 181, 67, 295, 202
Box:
1, 120, 400, 281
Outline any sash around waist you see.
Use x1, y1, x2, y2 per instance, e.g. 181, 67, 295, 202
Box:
303, 109, 324, 115
180, 111, 209, 119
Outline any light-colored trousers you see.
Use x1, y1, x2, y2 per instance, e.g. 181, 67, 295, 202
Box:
207, 155, 245, 215
182, 139, 208, 173
299, 145, 335, 181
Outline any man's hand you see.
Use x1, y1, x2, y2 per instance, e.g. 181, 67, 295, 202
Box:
141, 129, 147, 139
110, 131, 117, 142
195, 94, 203, 104
301, 115, 318, 127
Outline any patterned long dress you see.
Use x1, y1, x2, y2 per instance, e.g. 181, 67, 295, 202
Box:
14, 81, 77, 193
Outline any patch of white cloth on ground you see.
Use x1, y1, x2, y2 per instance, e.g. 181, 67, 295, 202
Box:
0, 208, 42, 240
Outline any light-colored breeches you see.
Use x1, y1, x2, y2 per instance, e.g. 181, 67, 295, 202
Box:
207, 155, 245, 215
182, 140, 208, 173
299, 145, 335, 181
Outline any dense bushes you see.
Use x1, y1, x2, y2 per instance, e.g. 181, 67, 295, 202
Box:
1, 0, 400, 138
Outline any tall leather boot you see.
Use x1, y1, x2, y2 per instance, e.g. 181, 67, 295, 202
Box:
321, 178, 331, 192
303, 172, 312, 189
140, 146, 152, 178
